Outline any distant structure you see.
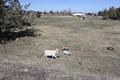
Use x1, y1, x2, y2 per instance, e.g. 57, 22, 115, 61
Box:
72, 12, 85, 20
86, 12, 98, 16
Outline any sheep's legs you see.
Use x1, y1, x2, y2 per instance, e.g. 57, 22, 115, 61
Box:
46, 56, 49, 60
53, 56, 56, 59
45, 55, 57, 60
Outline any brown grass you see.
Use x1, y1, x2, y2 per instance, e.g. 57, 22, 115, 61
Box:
0, 15, 120, 80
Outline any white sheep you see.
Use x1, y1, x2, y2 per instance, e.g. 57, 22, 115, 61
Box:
44, 48, 59, 59
63, 50, 71, 56
62, 47, 71, 56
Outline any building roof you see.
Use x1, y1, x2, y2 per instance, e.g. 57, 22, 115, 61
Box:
72, 13, 85, 16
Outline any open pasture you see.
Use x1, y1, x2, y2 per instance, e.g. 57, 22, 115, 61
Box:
0, 15, 120, 80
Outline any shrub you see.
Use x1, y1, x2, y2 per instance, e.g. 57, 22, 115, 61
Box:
36, 11, 41, 18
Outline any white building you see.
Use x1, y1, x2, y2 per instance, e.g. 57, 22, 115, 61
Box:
72, 13, 85, 16
72, 13, 86, 20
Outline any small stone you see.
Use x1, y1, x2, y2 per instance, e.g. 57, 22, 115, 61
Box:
24, 69, 28, 72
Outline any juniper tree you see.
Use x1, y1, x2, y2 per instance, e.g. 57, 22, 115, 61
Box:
98, 6, 120, 20
0, 0, 31, 43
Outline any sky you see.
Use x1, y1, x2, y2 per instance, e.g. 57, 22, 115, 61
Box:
19, 0, 120, 13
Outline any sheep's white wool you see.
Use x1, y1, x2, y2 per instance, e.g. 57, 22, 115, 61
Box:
63, 50, 71, 55
44, 49, 59, 59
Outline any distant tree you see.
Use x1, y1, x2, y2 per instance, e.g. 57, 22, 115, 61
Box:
63, 10, 67, 15
56, 11, 59, 14
98, 11, 104, 16
61, 9, 72, 16
108, 7, 114, 18
68, 8, 72, 16
49, 10, 54, 14
108, 7, 117, 19
98, 6, 120, 20
43, 10, 47, 14
116, 7, 120, 19
103, 9, 109, 19
60, 11, 63, 15
36, 11, 41, 18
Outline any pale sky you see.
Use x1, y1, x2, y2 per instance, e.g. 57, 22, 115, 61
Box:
20, 0, 120, 12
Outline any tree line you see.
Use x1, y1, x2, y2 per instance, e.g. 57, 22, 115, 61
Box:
98, 6, 120, 20
38, 9, 72, 16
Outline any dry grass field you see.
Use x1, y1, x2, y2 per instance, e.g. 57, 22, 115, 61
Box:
0, 15, 120, 80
